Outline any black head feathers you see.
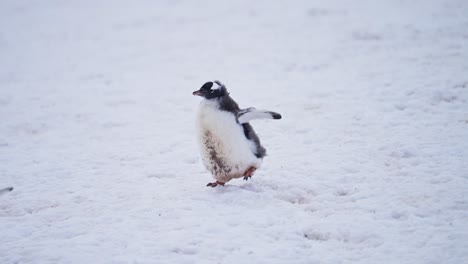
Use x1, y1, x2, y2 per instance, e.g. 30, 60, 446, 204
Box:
193, 80, 228, 99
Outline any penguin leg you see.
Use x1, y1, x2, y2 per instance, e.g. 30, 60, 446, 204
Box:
243, 166, 257, 181
206, 181, 225, 187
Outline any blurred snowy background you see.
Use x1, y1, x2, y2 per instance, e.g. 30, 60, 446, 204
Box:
1, 0, 467, 263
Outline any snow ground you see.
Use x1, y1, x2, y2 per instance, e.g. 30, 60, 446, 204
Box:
1, 0, 467, 263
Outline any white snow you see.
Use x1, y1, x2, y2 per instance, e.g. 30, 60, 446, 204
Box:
1, 0, 467, 263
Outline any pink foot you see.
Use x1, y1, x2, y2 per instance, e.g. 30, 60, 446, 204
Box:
243, 167, 257, 181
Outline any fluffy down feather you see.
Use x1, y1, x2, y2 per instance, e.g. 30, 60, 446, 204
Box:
196, 99, 262, 183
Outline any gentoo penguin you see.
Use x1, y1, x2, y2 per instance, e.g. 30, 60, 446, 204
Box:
193, 80, 282, 187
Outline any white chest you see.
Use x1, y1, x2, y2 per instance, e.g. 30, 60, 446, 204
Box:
196, 100, 262, 181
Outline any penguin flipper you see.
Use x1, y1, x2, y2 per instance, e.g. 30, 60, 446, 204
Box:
237, 108, 282, 124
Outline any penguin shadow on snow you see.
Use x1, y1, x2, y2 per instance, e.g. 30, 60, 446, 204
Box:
207, 181, 263, 194
206, 180, 318, 209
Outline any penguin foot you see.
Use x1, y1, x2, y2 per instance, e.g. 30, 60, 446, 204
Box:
243, 167, 256, 181
206, 181, 225, 187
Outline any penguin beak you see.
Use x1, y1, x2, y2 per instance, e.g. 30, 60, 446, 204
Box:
192, 90, 203, 96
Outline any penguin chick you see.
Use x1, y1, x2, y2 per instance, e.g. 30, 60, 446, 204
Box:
193, 80, 281, 187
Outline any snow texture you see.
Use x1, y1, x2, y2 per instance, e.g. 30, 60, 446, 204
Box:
1, 0, 467, 263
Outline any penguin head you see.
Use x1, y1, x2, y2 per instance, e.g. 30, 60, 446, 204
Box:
193, 80, 228, 99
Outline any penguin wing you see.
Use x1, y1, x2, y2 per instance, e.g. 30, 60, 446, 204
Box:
237, 107, 282, 124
